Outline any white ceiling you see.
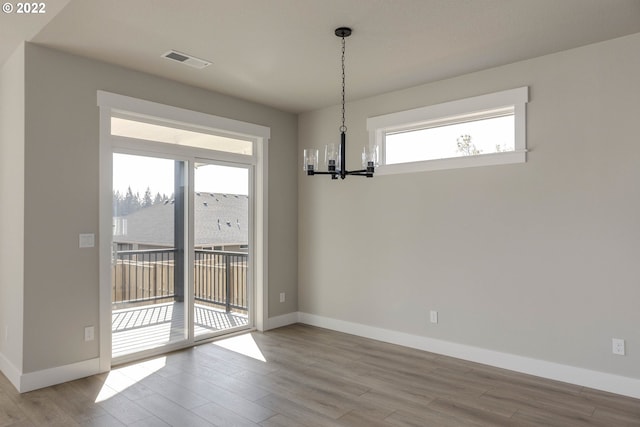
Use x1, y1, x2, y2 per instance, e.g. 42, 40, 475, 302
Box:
0, 0, 71, 63
2, 0, 640, 113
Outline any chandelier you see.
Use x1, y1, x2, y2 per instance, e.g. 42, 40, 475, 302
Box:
303, 27, 377, 179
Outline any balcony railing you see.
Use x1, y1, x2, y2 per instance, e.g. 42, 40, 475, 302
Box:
194, 250, 247, 312
112, 248, 248, 312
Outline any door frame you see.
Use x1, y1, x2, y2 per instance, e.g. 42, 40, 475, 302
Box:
97, 91, 270, 371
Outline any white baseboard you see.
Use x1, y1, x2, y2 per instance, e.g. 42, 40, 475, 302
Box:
266, 312, 300, 330
5, 313, 639, 399
19, 358, 101, 393
0, 351, 22, 392
298, 312, 640, 400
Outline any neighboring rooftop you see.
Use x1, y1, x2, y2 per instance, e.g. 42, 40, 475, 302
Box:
114, 193, 248, 248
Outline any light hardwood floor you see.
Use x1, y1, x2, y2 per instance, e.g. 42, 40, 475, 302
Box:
1, 324, 639, 426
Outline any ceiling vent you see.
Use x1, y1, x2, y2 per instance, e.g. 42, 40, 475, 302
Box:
162, 50, 211, 69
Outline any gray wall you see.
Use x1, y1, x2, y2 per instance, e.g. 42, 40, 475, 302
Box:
0, 43, 25, 371
298, 32, 640, 379
17, 43, 297, 373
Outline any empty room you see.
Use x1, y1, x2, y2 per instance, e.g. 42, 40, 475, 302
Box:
1, 1, 640, 425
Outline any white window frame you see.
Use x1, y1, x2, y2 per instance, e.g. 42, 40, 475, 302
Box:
367, 87, 528, 175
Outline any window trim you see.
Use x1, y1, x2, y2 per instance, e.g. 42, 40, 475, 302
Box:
367, 87, 528, 175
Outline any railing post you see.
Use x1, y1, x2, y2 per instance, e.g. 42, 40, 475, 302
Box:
225, 254, 231, 313
121, 251, 126, 303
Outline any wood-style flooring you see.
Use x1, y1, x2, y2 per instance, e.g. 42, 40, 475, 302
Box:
1, 324, 639, 426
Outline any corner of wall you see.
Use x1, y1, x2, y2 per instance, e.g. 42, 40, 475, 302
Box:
0, 42, 26, 378
267, 312, 300, 330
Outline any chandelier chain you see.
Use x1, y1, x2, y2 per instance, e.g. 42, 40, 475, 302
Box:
340, 35, 347, 133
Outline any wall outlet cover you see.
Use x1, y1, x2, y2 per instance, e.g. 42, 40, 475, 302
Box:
612, 338, 625, 356
79, 233, 95, 248
84, 326, 95, 342
430, 310, 438, 324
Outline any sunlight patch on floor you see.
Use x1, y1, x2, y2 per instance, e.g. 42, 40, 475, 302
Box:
213, 333, 266, 362
95, 356, 167, 403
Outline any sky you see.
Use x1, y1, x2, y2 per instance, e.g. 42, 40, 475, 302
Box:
113, 153, 249, 198
386, 115, 514, 164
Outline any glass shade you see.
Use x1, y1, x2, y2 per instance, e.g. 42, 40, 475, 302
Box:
303, 148, 319, 172
362, 144, 379, 169
325, 143, 339, 172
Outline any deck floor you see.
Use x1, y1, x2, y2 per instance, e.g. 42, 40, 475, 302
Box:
112, 302, 248, 358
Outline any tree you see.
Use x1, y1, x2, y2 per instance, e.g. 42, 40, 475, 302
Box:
122, 186, 141, 215
153, 192, 163, 205
113, 190, 123, 216
143, 186, 153, 207
113, 188, 172, 216
456, 134, 481, 156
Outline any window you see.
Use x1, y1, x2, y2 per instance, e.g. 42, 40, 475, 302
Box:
367, 87, 528, 174
113, 217, 127, 236
111, 115, 253, 155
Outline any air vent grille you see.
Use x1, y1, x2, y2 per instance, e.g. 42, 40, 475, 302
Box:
162, 50, 211, 69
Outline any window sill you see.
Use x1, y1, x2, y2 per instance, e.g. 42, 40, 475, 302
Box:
375, 150, 526, 176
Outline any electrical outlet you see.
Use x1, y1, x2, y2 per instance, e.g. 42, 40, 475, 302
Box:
430, 310, 438, 324
279, 292, 286, 303
612, 338, 625, 356
79, 233, 95, 248
84, 326, 95, 342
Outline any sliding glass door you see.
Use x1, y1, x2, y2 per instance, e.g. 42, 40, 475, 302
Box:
193, 162, 251, 339
110, 154, 253, 361
111, 153, 189, 359
99, 92, 268, 367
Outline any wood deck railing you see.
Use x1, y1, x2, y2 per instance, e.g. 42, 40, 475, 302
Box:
112, 248, 247, 312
